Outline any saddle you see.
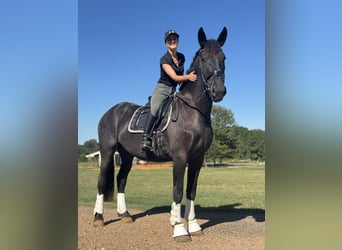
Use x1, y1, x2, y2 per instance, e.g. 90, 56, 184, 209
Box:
128, 94, 176, 134
129, 94, 179, 159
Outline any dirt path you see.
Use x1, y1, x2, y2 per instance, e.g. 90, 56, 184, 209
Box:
78, 206, 265, 250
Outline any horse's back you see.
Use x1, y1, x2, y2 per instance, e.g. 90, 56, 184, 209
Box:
100, 102, 140, 123
98, 102, 140, 142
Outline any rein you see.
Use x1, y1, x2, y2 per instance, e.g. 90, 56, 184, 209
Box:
175, 94, 209, 118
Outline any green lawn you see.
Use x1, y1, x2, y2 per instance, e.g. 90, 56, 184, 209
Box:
78, 162, 264, 211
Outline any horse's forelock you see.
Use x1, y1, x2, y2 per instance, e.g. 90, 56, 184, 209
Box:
187, 40, 222, 74
202, 40, 221, 58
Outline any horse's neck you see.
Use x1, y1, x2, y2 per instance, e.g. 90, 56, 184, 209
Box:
180, 66, 204, 98
178, 79, 212, 118
179, 81, 200, 98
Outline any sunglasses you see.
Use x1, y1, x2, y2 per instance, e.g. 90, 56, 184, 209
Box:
166, 36, 178, 44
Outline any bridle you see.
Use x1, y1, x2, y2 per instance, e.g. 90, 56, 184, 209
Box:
198, 49, 225, 101
176, 48, 225, 118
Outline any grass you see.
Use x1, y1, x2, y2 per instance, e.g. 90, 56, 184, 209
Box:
78, 162, 264, 211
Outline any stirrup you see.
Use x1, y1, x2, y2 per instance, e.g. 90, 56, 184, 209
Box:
141, 136, 153, 151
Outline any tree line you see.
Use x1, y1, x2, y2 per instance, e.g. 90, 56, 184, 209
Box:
206, 105, 265, 163
78, 105, 265, 163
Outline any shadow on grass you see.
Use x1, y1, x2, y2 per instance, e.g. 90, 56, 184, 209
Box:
104, 203, 264, 229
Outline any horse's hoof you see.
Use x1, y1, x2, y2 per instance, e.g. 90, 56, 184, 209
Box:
93, 213, 104, 227
188, 219, 203, 236
190, 230, 204, 236
173, 223, 191, 242
174, 235, 192, 242
118, 211, 133, 223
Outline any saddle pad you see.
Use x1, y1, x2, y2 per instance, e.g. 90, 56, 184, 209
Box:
128, 106, 172, 134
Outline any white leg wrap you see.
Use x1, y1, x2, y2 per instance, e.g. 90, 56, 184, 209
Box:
117, 193, 127, 214
170, 202, 182, 226
188, 219, 202, 233
173, 223, 189, 238
184, 199, 195, 221
94, 193, 104, 215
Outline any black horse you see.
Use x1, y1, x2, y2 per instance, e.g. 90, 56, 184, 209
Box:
93, 27, 228, 242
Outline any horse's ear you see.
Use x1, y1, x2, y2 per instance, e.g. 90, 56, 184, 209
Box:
217, 27, 228, 47
198, 27, 207, 48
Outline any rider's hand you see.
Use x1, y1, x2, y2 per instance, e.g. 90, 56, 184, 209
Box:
187, 71, 197, 82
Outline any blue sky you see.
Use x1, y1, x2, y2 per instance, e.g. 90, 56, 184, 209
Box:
1, 2, 342, 247
78, 0, 265, 144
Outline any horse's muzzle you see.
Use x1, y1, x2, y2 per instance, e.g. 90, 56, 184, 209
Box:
212, 86, 226, 102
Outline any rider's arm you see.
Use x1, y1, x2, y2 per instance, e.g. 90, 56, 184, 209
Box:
162, 64, 197, 83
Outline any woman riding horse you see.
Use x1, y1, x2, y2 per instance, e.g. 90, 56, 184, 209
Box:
141, 29, 197, 151
93, 27, 228, 242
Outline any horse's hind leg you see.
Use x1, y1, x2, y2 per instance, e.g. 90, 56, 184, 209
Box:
93, 146, 116, 227
184, 156, 204, 235
116, 147, 134, 222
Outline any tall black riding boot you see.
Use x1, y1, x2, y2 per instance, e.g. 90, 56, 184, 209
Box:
141, 113, 157, 151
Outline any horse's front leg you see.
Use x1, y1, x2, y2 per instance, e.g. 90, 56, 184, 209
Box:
170, 163, 191, 242
184, 157, 204, 235
116, 149, 134, 223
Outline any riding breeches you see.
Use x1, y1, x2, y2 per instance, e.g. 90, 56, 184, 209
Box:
150, 83, 175, 117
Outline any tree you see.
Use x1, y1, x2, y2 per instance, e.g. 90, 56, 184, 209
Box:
228, 126, 249, 159
211, 105, 236, 131
78, 139, 99, 162
83, 139, 99, 153
246, 129, 265, 161
206, 105, 236, 162
206, 105, 265, 163
206, 136, 229, 165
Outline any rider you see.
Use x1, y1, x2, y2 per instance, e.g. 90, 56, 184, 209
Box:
141, 30, 197, 151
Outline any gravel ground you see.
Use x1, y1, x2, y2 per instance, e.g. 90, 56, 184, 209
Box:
78, 206, 265, 250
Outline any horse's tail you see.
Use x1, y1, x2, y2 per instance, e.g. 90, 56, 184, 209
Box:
97, 147, 115, 202
97, 107, 117, 202
102, 165, 114, 202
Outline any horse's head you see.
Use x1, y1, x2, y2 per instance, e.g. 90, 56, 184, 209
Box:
197, 27, 227, 102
